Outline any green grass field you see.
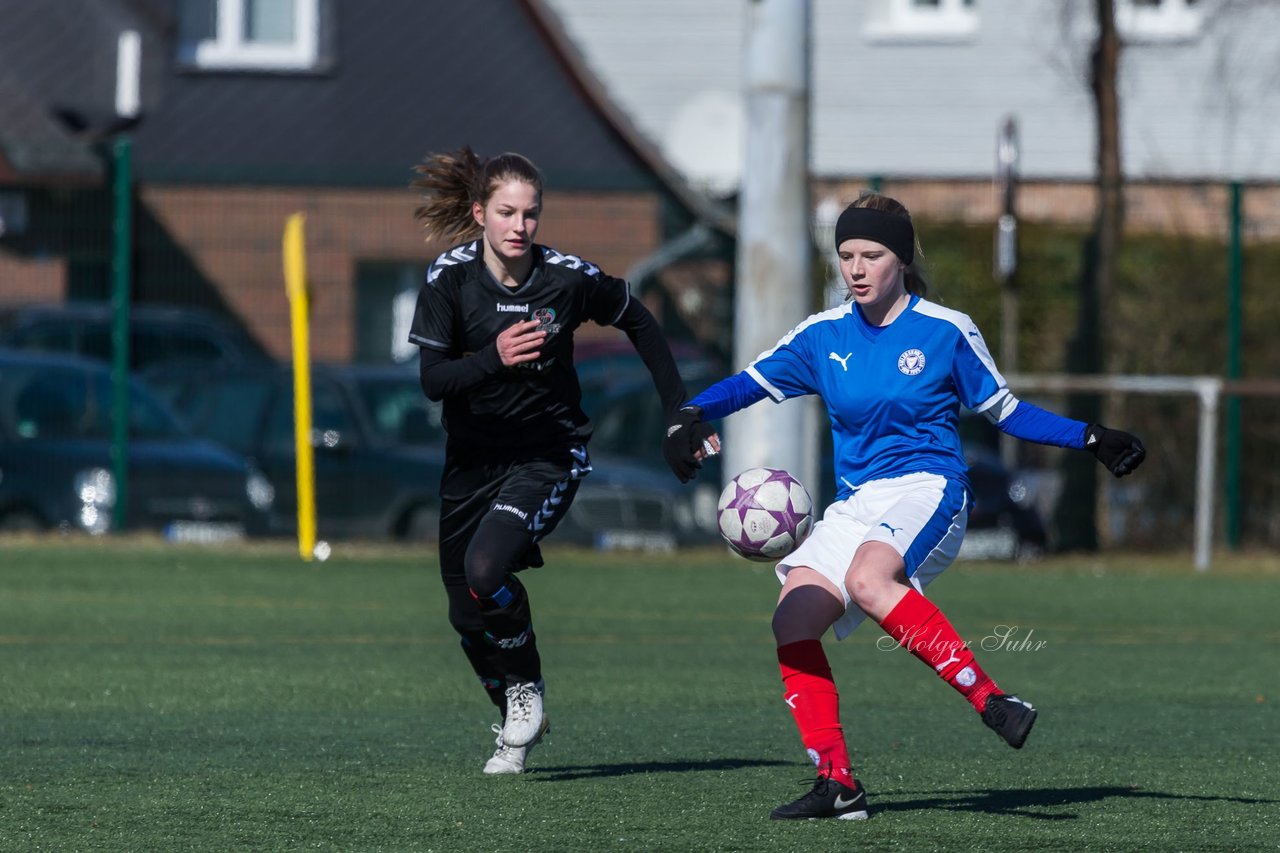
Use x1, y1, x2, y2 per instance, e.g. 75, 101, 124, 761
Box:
1, 539, 1278, 851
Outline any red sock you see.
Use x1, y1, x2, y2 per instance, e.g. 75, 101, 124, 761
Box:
777, 640, 855, 787
877, 589, 1000, 712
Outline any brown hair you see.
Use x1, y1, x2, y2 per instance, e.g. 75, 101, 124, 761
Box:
849, 192, 929, 298
411, 146, 544, 243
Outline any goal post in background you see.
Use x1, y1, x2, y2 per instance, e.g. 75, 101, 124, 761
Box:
1008, 373, 1236, 571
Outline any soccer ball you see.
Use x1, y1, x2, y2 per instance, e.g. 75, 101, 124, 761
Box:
717, 467, 814, 562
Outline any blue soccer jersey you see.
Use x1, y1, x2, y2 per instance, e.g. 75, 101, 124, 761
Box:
702, 295, 1087, 500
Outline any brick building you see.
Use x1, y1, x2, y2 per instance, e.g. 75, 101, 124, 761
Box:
0, 0, 732, 362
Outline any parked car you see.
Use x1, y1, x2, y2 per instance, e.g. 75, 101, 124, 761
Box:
147, 363, 445, 542
0, 302, 273, 375
0, 348, 273, 539
573, 337, 724, 395
147, 361, 711, 549
580, 373, 723, 541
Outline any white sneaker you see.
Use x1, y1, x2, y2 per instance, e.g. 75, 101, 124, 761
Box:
483, 717, 550, 775
501, 681, 545, 747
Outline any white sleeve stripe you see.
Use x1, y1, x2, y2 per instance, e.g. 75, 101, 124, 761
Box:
747, 303, 852, 367
746, 365, 786, 402
609, 283, 631, 326
408, 332, 449, 350
910, 300, 1007, 386
977, 389, 1020, 423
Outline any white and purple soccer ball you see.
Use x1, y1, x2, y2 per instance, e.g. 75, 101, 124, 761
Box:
717, 467, 814, 562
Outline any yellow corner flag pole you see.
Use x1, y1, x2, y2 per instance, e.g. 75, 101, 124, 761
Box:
283, 213, 317, 561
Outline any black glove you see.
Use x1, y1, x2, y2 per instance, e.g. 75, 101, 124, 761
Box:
663, 405, 714, 483
1085, 424, 1146, 477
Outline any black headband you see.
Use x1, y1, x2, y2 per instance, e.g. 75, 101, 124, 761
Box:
833, 206, 915, 265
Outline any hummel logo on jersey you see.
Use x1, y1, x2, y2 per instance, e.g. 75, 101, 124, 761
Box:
497, 303, 529, 313
878, 522, 902, 537
829, 352, 852, 371
495, 503, 529, 520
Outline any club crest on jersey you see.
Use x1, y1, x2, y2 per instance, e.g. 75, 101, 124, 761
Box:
533, 307, 561, 335
897, 348, 926, 376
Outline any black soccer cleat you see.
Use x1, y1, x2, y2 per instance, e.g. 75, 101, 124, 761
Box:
982, 693, 1038, 749
770, 776, 869, 821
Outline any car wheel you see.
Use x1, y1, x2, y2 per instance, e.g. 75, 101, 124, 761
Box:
399, 504, 439, 542
0, 509, 44, 533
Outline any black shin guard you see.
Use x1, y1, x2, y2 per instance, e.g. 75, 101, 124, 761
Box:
464, 519, 544, 685
459, 632, 508, 715
443, 580, 508, 714
471, 575, 542, 685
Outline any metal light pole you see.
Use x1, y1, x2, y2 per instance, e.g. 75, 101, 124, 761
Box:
1224, 181, 1243, 549
994, 117, 1020, 470
726, 0, 818, 495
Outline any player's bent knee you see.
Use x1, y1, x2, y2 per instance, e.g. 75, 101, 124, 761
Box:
844, 570, 898, 616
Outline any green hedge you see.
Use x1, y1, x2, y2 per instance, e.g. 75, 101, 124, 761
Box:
917, 218, 1280, 550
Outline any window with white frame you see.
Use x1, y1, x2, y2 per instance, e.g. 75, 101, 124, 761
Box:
865, 0, 979, 42
1116, 0, 1203, 43
178, 0, 321, 71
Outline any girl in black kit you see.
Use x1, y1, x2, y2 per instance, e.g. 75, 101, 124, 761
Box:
409, 147, 710, 774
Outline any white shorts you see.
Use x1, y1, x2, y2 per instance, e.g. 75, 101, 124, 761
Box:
776, 472, 969, 641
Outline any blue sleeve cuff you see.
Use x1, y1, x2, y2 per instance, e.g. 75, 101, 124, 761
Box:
688, 371, 769, 420
997, 401, 1089, 449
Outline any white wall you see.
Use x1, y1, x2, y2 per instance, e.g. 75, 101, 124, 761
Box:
541, 0, 1280, 186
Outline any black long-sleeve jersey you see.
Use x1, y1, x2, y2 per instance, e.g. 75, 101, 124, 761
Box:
409, 239, 688, 452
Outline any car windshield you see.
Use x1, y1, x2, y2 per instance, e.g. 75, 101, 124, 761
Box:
3, 362, 186, 441
352, 376, 445, 446
162, 375, 276, 455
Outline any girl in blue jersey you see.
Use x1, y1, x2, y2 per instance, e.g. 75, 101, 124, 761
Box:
662, 193, 1146, 821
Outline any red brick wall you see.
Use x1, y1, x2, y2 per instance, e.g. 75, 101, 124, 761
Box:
0, 250, 65, 302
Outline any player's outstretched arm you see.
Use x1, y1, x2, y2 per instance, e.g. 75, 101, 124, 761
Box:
991, 399, 1145, 478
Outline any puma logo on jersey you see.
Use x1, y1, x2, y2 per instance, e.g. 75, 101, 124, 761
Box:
878, 522, 902, 537
829, 352, 852, 371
